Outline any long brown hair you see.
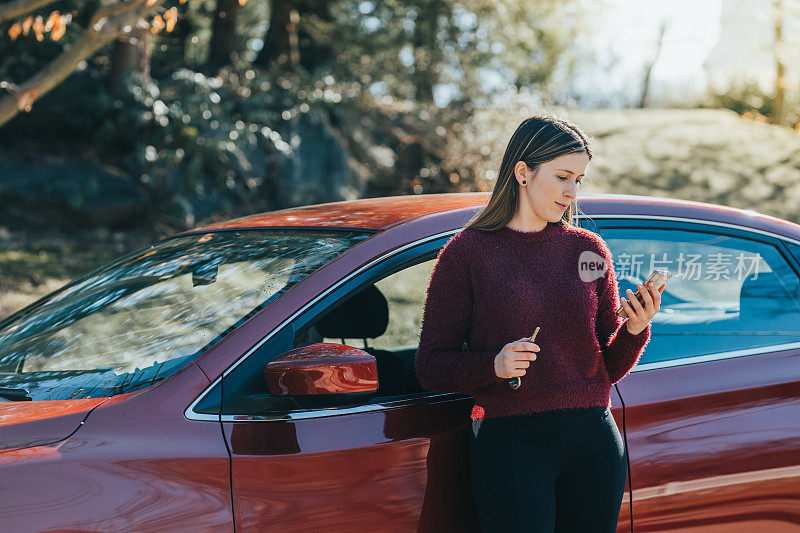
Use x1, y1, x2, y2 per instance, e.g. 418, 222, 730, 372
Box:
466, 115, 592, 231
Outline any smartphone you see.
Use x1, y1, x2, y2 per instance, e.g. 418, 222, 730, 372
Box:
616, 269, 672, 318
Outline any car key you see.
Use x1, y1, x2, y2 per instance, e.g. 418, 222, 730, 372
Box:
508, 326, 539, 390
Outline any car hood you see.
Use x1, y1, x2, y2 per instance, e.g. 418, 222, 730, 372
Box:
0, 398, 107, 452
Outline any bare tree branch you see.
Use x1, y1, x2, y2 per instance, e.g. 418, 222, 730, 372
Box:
0, 0, 154, 127
91, 0, 147, 27
638, 19, 669, 109
0, 0, 59, 24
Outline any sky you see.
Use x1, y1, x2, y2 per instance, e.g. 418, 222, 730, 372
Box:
605, 0, 722, 82
567, 0, 723, 107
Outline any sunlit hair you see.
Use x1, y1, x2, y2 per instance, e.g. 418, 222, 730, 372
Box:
465, 114, 592, 231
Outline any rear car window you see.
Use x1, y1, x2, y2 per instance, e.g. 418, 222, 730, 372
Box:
599, 227, 800, 365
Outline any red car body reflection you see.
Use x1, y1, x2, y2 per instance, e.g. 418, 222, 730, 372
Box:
1, 192, 799, 532
264, 343, 378, 395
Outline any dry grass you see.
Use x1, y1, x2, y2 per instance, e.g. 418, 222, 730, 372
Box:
0, 230, 156, 321
567, 108, 800, 224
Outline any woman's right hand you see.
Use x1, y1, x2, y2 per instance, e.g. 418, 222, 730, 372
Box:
494, 338, 540, 379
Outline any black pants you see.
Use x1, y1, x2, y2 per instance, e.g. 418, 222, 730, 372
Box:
469, 406, 627, 533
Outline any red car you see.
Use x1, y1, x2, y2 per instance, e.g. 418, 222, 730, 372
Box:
1, 193, 799, 532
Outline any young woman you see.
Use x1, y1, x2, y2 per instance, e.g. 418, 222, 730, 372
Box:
414, 115, 663, 532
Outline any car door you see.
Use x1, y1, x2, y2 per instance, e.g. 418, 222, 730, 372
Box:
191, 234, 481, 532
594, 218, 800, 531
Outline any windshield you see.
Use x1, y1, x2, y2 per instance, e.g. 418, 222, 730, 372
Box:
0, 229, 371, 401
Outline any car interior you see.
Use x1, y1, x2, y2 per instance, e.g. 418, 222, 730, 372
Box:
292, 263, 799, 400
293, 283, 425, 399
738, 270, 798, 326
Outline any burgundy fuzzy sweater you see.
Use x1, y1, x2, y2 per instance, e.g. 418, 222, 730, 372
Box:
414, 221, 652, 419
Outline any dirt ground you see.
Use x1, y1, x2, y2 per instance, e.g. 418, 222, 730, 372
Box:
0, 229, 158, 320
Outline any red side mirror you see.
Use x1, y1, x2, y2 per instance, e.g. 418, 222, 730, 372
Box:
263, 343, 378, 408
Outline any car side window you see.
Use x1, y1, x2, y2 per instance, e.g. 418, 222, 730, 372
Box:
597, 226, 800, 365
292, 258, 438, 400
197, 240, 448, 417
295, 260, 434, 350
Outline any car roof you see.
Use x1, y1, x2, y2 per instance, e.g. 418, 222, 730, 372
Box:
185, 192, 800, 240
188, 193, 486, 233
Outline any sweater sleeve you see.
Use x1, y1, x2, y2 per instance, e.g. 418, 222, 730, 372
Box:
414, 234, 504, 395
594, 237, 652, 384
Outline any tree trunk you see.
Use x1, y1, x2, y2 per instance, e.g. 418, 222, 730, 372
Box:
638, 20, 668, 109
206, 0, 240, 72
411, 0, 446, 103
108, 28, 148, 99
296, 0, 334, 73
255, 0, 298, 71
174, 8, 193, 67
770, 0, 785, 124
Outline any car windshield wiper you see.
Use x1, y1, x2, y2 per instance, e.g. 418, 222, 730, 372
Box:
0, 387, 32, 401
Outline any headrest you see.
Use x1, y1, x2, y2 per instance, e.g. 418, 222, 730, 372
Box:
738, 271, 784, 321
316, 284, 389, 340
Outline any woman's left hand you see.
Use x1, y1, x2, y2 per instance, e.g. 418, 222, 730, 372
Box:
621, 282, 664, 335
